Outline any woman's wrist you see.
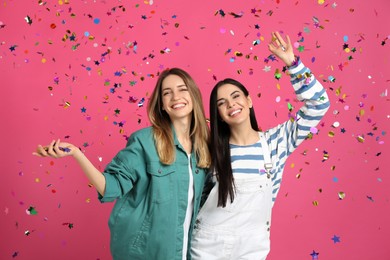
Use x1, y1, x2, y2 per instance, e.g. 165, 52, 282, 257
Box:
284, 55, 298, 67
71, 147, 83, 159
284, 55, 299, 67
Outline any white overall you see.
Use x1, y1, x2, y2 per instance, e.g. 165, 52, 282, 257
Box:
191, 133, 273, 260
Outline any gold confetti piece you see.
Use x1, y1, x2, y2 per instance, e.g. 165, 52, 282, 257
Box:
318, 188, 323, 193
357, 135, 365, 143
338, 192, 345, 200
328, 131, 335, 137
312, 201, 319, 206
359, 109, 365, 116
323, 153, 329, 160
331, 165, 336, 171
335, 86, 342, 96
296, 173, 301, 179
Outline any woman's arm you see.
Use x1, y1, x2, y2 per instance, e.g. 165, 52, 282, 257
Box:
33, 139, 106, 196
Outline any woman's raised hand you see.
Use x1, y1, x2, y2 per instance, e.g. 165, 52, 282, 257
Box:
268, 31, 296, 67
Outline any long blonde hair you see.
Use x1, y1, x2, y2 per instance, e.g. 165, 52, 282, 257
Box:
147, 68, 210, 168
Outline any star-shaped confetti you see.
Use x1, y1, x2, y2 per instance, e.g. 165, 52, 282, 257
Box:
331, 235, 341, 243
9, 45, 17, 52
310, 250, 319, 259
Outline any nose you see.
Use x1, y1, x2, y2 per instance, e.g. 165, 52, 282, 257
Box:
171, 89, 182, 100
226, 99, 234, 108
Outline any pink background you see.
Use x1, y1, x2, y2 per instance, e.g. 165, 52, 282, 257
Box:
1, 0, 389, 259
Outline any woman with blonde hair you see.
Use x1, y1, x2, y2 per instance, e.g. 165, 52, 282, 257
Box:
34, 68, 211, 260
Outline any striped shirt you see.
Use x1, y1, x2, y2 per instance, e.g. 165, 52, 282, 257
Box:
231, 141, 269, 176
231, 57, 330, 202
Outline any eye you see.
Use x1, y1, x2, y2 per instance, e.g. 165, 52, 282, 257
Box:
162, 89, 171, 96
217, 100, 225, 107
179, 86, 188, 91
232, 93, 240, 99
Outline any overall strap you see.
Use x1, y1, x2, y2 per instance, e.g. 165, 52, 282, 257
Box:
259, 132, 273, 178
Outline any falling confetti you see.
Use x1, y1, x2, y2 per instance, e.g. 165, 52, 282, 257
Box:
26, 206, 38, 215
2, 1, 389, 260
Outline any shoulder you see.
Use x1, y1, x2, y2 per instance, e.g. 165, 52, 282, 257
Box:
129, 127, 153, 139
124, 127, 154, 146
133, 126, 153, 135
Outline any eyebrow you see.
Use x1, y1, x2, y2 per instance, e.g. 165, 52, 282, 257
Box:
162, 84, 187, 91
217, 90, 240, 102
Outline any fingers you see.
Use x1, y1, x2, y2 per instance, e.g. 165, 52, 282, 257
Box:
285, 35, 291, 47
53, 139, 61, 154
46, 140, 57, 157
33, 139, 65, 158
32, 144, 47, 157
274, 31, 285, 46
270, 31, 287, 50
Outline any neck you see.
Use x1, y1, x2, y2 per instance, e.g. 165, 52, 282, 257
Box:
172, 118, 192, 154
172, 117, 191, 138
229, 124, 259, 146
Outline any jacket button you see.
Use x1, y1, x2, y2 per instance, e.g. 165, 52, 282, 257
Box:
158, 169, 162, 173
195, 169, 199, 174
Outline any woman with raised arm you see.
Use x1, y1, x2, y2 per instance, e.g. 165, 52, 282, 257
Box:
34, 68, 211, 260
191, 31, 330, 260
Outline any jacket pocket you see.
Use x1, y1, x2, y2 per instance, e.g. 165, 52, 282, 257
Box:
147, 162, 176, 203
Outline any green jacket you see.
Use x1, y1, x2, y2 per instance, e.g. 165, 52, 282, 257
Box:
99, 127, 207, 260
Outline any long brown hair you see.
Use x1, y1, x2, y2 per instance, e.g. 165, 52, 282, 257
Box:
209, 78, 259, 207
147, 68, 210, 168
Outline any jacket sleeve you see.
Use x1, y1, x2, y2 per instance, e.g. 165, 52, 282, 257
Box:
98, 132, 146, 203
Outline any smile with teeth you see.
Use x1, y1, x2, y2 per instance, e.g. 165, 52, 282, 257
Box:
229, 109, 242, 117
172, 103, 186, 109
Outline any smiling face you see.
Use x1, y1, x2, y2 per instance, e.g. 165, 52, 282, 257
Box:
161, 74, 193, 122
216, 83, 253, 127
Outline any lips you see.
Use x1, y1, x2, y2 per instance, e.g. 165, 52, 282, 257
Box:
172, 103, 186, 109
229, 109, 241, 117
